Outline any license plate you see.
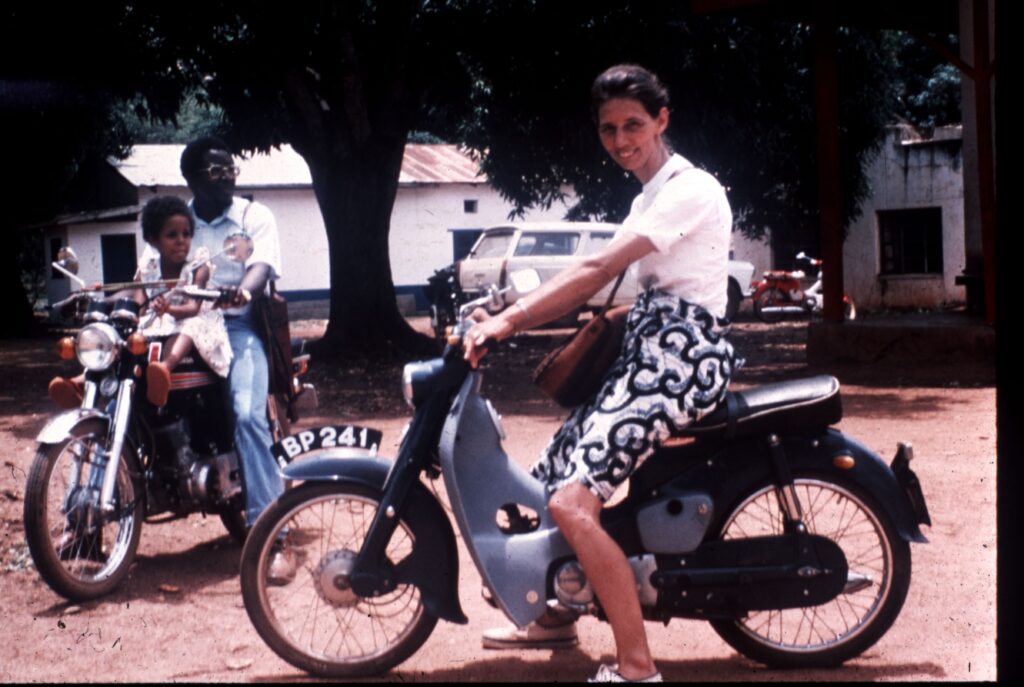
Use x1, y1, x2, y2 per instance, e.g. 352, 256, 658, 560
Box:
271, 425, 384, 463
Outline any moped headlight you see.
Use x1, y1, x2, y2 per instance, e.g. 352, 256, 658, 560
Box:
76, 323, 121, 371
401, 359, 447, 408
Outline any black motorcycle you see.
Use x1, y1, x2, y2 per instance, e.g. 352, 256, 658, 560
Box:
24, 238, 315, 601
425, 263, 467, 340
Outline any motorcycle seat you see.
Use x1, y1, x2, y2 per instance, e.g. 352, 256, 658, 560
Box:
680, 375, 842, 440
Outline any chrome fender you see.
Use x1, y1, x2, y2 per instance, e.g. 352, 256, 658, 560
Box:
36, 409, 110, 445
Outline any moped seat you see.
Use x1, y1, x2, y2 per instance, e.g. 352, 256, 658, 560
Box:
681, 375, 841, 440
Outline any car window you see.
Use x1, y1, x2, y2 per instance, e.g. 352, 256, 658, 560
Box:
470, 232, 514, 259
584, 232, 615, 254
513, 232, 580, 257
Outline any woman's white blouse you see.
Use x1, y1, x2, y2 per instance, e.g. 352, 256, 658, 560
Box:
619, 153, 733, 318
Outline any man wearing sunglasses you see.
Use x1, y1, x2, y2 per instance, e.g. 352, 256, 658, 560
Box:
141, 135, 292, 583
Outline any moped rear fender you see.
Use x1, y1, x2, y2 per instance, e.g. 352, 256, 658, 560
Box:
281, 455, 468, 624
36, 409, 110, 445
642, 428, 928, 545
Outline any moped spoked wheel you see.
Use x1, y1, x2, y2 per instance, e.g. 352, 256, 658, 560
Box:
710, 475, 911, 668
23, 430, 143, 601
753, 287, 787, 323
240, 482, 437, 677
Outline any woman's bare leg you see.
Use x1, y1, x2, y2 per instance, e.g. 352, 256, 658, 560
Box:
549, 481, 657, 680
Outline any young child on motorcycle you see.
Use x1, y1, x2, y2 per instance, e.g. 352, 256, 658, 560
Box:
48, 195, 232, 408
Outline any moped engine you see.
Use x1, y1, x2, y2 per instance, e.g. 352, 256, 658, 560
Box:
553, 554, 661, 613
553, 561, 594, 611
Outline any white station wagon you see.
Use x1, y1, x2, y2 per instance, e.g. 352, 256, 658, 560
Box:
456, 222, 754, 322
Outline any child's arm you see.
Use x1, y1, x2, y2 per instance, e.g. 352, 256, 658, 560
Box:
155, 264, 209, 320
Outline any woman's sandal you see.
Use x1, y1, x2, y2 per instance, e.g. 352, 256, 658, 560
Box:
588, 664, 663, 683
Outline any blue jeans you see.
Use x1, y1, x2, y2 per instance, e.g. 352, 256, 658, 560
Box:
224, 313, 284, 526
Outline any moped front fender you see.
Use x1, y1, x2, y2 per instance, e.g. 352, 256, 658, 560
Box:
36, 409, 110, 445
282, 455, 468, 624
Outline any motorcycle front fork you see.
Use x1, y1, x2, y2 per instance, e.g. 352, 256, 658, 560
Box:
97, 379, 135, 515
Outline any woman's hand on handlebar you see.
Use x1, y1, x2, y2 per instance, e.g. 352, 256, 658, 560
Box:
463, 310, 515, 369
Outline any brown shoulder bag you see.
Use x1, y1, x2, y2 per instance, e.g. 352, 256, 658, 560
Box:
532, 273, 629, 408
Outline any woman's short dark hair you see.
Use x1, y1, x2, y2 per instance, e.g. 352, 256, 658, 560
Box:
180, 135, 233, 179
591, 64, 670, 122
141, 195, 194, 243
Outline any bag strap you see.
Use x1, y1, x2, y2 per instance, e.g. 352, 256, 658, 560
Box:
592, 161, 691, 317
239, 199, 277, 298
599, 271, 626, 316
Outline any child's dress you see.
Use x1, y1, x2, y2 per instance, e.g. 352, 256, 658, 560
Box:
138, 254, 233, 378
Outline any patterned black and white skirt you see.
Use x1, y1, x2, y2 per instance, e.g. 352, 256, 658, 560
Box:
530, 289, 741, 502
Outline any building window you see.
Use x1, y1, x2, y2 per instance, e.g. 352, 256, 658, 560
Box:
878, 208, 943, 275
463, 199, 478, 214
100, 234, 139, 284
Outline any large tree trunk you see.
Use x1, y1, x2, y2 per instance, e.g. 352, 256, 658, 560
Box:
0, 237, 38, 337
301, 141, 437, 360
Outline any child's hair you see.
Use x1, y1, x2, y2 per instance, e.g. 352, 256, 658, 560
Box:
141, 196, 194, 243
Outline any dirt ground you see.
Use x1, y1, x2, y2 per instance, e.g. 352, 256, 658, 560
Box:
0, 315, 997, 682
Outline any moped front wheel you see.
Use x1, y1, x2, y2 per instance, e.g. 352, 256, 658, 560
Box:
23, 429, 143, 601
709, 475, 911, 668
240, 482, 437, 677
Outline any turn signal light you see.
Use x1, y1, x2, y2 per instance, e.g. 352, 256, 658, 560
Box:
56, 337, 75, 360
833, 454, 856, 470
126, 333, 148, 356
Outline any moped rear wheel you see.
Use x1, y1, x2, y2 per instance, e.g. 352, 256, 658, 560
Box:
23, 429, 143, 601
709, 475, 911, 668
753, 287, 787, 323
240, 482, 437, 677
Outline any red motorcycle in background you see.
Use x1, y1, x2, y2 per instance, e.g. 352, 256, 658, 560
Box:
752, 252, 856, 323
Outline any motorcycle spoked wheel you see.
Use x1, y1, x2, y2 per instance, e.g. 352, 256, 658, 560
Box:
240, 482, 438, 678
753, 287, 788, 323
219, 499, 249, 543
709, 474, 911, 668
23, 429, 144, 601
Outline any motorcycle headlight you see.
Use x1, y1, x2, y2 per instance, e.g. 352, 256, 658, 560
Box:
76, 323, 121, 371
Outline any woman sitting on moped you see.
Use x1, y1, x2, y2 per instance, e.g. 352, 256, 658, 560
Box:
464, 64, 741, 683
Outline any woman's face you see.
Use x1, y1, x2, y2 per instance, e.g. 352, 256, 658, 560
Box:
597, 97, 669, 183
154, 214, 193, 265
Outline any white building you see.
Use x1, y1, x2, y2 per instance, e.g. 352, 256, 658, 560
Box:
44, 144, 574, 314
843, 124, 966, 310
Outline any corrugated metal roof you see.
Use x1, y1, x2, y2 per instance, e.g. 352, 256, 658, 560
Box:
113, 143, 486, 188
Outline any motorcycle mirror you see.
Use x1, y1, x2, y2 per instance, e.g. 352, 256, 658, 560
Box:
51, 247, 87, 288
222, 232, 255, 263
795, 251, 808, 260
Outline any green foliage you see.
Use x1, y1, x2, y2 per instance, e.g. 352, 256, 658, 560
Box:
888, 32, 962, 129
455, 6, 900, 245
116, 93, 228, 144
